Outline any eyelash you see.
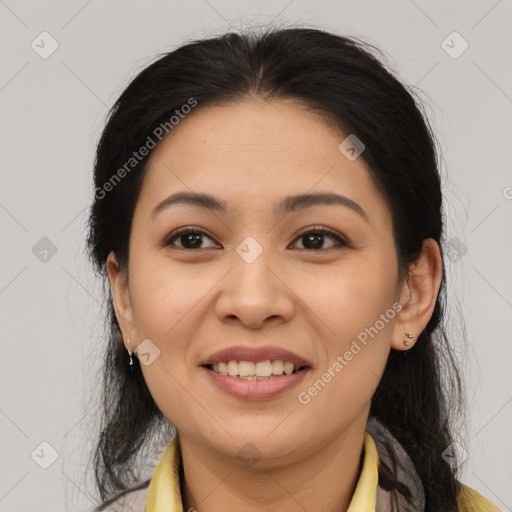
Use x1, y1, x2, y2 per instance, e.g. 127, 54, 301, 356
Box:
163, 225, 349, 252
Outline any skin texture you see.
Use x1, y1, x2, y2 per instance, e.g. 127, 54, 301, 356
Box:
106, 98, 442, 512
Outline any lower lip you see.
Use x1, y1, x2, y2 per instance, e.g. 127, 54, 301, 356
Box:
202, 367, 310, 400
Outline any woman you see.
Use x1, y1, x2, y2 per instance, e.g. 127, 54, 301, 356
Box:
86, 27, 500, 511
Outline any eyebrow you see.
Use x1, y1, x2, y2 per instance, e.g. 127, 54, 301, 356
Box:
150, 191, 369, 223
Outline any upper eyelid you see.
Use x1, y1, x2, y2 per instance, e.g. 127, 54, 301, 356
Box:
295, 225, 344, 239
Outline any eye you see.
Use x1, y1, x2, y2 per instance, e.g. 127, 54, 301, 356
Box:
290, 226, 349, 251
163, 227, 218, 250
163, 225, 349, 252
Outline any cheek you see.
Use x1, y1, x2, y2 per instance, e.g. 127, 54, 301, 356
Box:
131, 263, 200, 428
297, 277, 394, 424
127, 255, 215, 404
300, 261, 396, 400
129, 255, 203, 340
303, 260, 397, 341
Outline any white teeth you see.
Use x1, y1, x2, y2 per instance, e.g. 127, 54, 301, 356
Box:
255, 360, 273, 377
218, 361, 228, 375
210, 359, 303, 377
272, 360, 283, 375
238, 361, 255, 377
227, 361, 238, 376
283, 361, 294, 375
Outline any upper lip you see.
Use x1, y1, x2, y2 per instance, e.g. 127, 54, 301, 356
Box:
199, 345, 313, 368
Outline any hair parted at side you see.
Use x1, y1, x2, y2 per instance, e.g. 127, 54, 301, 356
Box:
86, 25, 466, 512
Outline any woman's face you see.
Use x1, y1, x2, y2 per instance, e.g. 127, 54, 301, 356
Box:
108, 98, 411, 465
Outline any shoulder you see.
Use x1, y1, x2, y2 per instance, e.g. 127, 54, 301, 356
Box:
456, 483, 501, 511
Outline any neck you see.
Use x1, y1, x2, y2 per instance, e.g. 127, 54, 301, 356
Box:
178, 415, 368, 512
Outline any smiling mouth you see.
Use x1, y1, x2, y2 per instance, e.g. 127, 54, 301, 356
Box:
203, 360, 310, 380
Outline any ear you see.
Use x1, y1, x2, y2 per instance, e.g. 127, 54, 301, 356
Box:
106, 250, 135, 352
391, 238, 443, 351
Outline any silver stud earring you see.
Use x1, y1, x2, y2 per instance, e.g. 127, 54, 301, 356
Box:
403, 333, 413, 346
127, 338, 134, 374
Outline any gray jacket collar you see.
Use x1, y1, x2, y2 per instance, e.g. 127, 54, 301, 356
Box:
367, 416, 425, 512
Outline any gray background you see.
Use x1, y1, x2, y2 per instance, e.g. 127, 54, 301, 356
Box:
1, 1, 511, 510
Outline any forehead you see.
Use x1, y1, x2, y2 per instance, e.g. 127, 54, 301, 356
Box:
135, 99, 390, 228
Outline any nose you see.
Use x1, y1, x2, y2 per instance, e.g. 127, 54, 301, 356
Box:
214, 250, 295, 329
